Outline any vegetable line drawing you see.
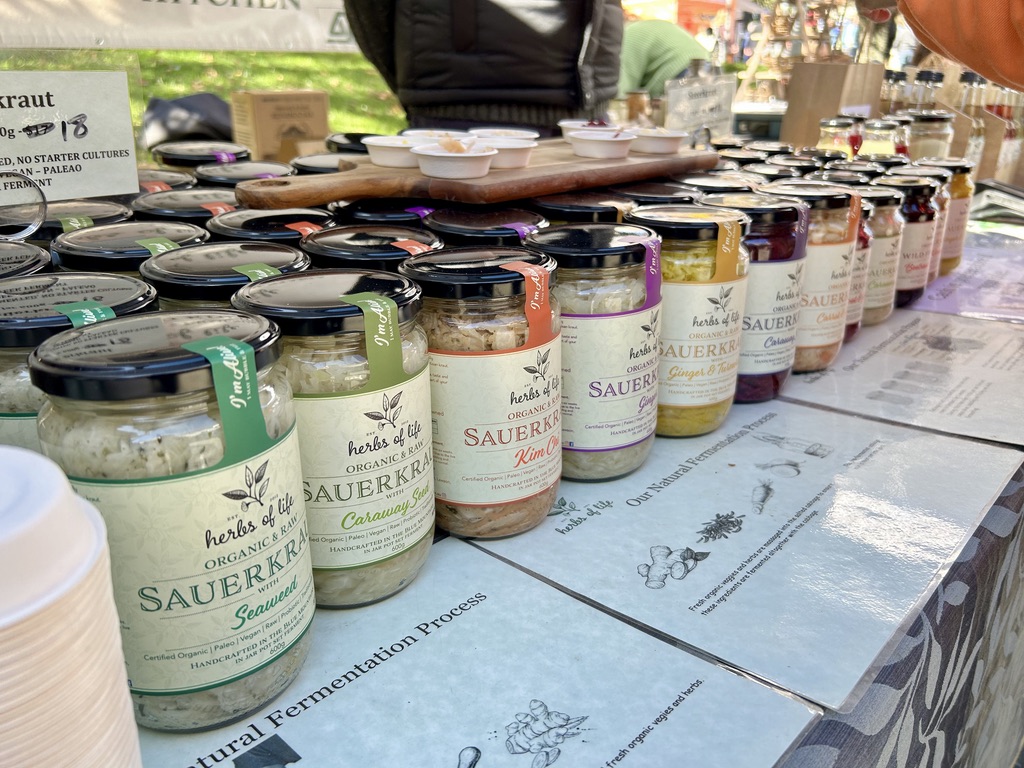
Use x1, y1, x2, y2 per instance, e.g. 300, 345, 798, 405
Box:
638, 545, 709, 588
707, 285, 733, 313
456, 746, 482, 768
697, 511, 746, 541
222, 459, 270, 510
755, 458, 803, 477
524, 349, 551, 382
364, 390, 403, 430
640, 309, 659, 339
505, 700, 586, 767
751, 480, 774, 514
752, 433, 832, 457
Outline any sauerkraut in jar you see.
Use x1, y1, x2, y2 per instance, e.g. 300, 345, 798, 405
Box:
29, 311, 315, 732
398, 247, 561, 537
624, 205, 750, 436
232, 270, 434, 608
0, 272, 157, 451
854, 185, 905, 326
760, 181, 859, 373
526, 223, 661, 481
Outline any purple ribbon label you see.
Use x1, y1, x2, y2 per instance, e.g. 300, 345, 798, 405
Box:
213, 152, 237, 164
405, 206, 435, 219
255, 173, 276, 179
507, 221, 539, 240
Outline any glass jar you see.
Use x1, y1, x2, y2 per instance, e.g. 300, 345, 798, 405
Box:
290, 152, 351, 175
767, 154, 825, 174
527, 191, 635, 223
817, 117, 855, 159
902, 109, 956, 160
840, 113, 866, 156
397, 247, 561, 538
329, 197, 437, 228
669, 174, 757, 195
759, 181, 859, 373
743, 163, 803, 181
137, 167, 196, 195
0, 240, 51, 278
139, 241, 311, 309
858, 153, 911, 170
804, 170, 872, 186
28, 310, 315, 732
525, 223, 660, 481
958, 72, 988, 169
823, 160, 887, 178
860, 119, 899, 156
792, 147, 849, 163
0, 272, 157, 451
131, 188, 239, 224
701, 193, 808, 403
869, 175, 940, 306
25, 199, 134, 248
206, 208, 336, 244
608, 181, 704, 204
422, 207, 548, 246
915, 157, 976, 274
301, 224, 443, 272
846, 199, 873, 343
151, 140, 252, 170
51, 220, 210, 277
193, 160, 296, 188
743, 140, 794, 156
854, 185, 905, 325
716, 148, 770, 166
623, 205, 750, 435
232, 270, 433, 608
887, 164, 952, 283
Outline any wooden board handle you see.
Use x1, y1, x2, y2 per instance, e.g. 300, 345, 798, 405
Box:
235, 166, 423, 209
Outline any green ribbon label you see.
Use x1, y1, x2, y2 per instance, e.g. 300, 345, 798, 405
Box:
136, 237, 180, 257
181, 336, 275, 466
52, 301, 116, 327
60, 216, 94, 233
340, 292, 407, 391
231, 262, 283, 282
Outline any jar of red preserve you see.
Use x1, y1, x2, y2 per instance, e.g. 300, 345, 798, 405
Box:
869, 175, 940, 306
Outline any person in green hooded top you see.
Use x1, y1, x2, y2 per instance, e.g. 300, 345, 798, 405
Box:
618, 18, 710, 100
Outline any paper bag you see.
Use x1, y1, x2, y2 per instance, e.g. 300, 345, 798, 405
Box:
779, 62, 886, 148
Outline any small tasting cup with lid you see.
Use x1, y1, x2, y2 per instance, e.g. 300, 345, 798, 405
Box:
411, 142, 498, 179
139, 240, 311, 310
206, 207, 336, 244
362, 135, 435, 168
301, 224, 443, 272
566, 130, 636, 159
422, 206, 548, 246
151, 140, 252, 170
51, 220, 209, 277
193, 160, 296, 188
131, 187, 239, 224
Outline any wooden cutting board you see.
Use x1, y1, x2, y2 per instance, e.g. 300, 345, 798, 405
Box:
234, 140, 718, 209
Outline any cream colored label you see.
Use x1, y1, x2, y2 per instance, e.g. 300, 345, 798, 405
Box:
796, 242, 852, 348
896, 221, 934, 290
70, 429, 315, 695
298, 367, 434, 569
865, 233, 901, 309
846, 246, 870, 326
561, 306, 659, 452
430, 338, 561, 505
739, 261, 801, 376
659, 278, 746, 406
941, 196, 971, 261
0, 413, 40, 453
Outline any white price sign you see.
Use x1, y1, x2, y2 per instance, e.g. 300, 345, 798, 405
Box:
0, 71, 138, 203
664, 75, 737, 140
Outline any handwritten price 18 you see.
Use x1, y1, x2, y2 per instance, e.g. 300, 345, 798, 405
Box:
21, 114, 88, 141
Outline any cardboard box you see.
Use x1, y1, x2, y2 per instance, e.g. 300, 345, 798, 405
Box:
779, 62, 885, 148
230, 90, 329, 161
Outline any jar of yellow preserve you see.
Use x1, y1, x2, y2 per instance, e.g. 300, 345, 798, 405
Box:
624, 205, 750, 437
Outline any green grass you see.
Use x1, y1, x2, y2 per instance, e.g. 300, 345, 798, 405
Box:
1, 47, 407, 152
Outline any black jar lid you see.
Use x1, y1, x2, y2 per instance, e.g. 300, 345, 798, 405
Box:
606, 181, 702, 204
759, 180, 860, 209
0, 272, 158, 348
325, 132, 377, 153
52, 221, 210, 272
793, 147, 849, 162
881, 113, 914, 126
205, 208, 336, 243
766, 154, 823, 172
138, 167, 197, 194
899, 109, 956, 123
858, 153, 911, 168
915, 157, 976, 175
870, 175, 940, 196
0, 241, 51, 279
804, 170, 872, 185
743, 140, 793, 156
422, 207, 548, 246
864, 119, 900, 131
232, 269, 422, 335
824, 160, 887, 178
710, 136, 750, 151
131, 188, 239, 222
524, 223, 657, 269
820, 117, 855, 128
742, 163, 802, 179
624, 204, 750, 240
527, 190, 635, 222
699, 193, 806, 225
193, 160, 297, 188
716, 147, 770, 165
670, 174, 756, 194
397, 246, 557, 300
28, 310, 279, 400
151, 140, 252, 168
855, 185, 905, 207
838, 111, 868, 124
301, 225, 443, 271
290, 153, 351, 174
329, 197, 437, 227
139, 241, 311, 301
888, 165, 953, 182
31, 199, 134, 244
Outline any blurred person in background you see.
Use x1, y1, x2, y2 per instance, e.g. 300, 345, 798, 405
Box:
343, 0, 623, 136
618, 18, 711, 99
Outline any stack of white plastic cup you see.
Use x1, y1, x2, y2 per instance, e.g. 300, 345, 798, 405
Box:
0, 446, 141, 767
